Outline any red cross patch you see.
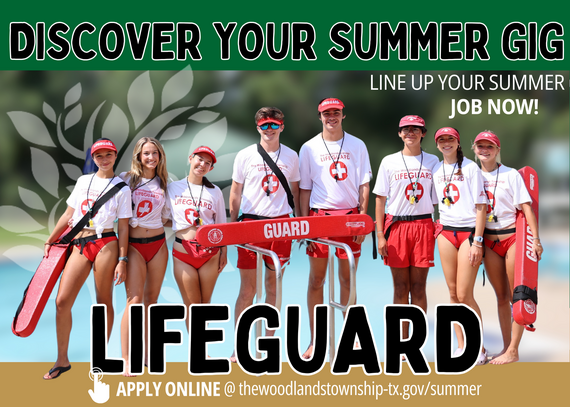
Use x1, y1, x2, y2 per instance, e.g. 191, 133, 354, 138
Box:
185, 208, 198, 224
136, 200, 153, 218
81, 199, 95, 216
443, 183, 461, 203
329, 161, 348, 181
262, 174, 280, 194
405, 183, 424, 202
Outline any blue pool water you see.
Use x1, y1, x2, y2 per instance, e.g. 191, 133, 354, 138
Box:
1, 236, 567, 363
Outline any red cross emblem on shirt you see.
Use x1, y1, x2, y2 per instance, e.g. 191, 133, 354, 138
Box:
262, 174, 280, 194
80, 199, 95, 216
185, 208, 199, 224
329, 161, 348, 181
443, 183, 461, 203
136, 200, 153, 218
405, 183, 424, 202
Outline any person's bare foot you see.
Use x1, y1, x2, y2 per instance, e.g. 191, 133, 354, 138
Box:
123, 371, 137, 377
489, 348, 508, 360
302, 344, 314, 360
489, 349, 519, 365
123, 367, 137, 377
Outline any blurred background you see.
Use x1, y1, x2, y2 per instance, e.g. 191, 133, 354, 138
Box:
0, 69, 568, 363
0, 70, 567, 225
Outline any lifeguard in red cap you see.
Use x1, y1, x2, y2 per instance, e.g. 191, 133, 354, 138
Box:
299, 98, 372, 359
472, 131, 542, 365
165, 145, 227, 330
373, 115, 439, 345
118, 137, 170, 376
229, 107, 300, 361
43, 138, 132, 380
432, 127, 488, 365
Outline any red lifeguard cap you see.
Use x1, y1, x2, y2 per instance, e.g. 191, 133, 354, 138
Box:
474, 131, 500, 147
399, 115, 425, 128
192, 146, 217, 164
435, 127, 460, 142
91, 139, 117, 155
318, 98, 345, 112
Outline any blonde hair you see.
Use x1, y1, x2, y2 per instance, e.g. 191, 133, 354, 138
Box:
472, 130, 502, 164
128, 137, 169, 192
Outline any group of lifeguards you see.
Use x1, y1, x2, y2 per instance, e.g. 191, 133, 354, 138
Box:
42, 99, 542, 379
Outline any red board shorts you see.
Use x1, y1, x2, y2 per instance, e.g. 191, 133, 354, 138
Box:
484, 228, 516, 257
237, 214, 292, 269
173, 238, 220, 269
71, 232, 117, 263
306, 208, 361, 259
129, 233, 166, 263
384, 217, 435, 268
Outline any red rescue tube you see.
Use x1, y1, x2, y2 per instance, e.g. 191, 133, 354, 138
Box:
195, 214, 374, 247
513, 167, 539, 330
12, 229, 71, 337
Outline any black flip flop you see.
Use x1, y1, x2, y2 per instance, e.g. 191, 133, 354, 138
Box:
44, 365, 71, 380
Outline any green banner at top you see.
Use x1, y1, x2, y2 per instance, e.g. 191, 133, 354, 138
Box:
2, 0, 569, 70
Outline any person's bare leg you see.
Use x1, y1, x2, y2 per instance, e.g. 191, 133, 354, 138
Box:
121, 245, 146, 377
303, 257, 328, 359
437, 236, 464, 349
44, 249, 92, 379
264, 263, 286, 336
390, 266, 412, 340
230, 268, 256, 362
483, 248, 511, 358
491, 244, 522, 364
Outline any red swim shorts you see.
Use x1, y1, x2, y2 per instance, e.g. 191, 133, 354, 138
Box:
384, 218, 435, 268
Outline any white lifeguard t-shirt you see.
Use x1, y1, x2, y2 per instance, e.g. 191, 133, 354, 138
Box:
232, 143, 300, 217
166, 178, 226, 232
299, 132, 372, 209
66, 174, 132, 233
373, 150, 439, 216
119, 172, 168, 229
480, 164, 532, 230
432, 158, 487, 227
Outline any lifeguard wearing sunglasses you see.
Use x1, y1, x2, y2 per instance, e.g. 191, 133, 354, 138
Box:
257, 118, 283, 130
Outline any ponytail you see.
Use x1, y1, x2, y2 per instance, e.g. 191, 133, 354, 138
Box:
202, 176, 215, 189
456, 145, 464, 176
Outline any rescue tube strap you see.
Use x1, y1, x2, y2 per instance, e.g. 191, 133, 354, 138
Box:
513, 285, 538, 305
60, 181, 127, 245
257, 143, 295, 213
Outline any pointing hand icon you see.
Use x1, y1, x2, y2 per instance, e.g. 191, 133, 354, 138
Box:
88, 371, 110, 404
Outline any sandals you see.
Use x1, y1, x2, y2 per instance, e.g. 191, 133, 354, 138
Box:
476, 349, 489, 365
44, 365, 71, 380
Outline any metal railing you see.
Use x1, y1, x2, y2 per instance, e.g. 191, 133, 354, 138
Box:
236, 244, 282, 358
307, 238, 356, 362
